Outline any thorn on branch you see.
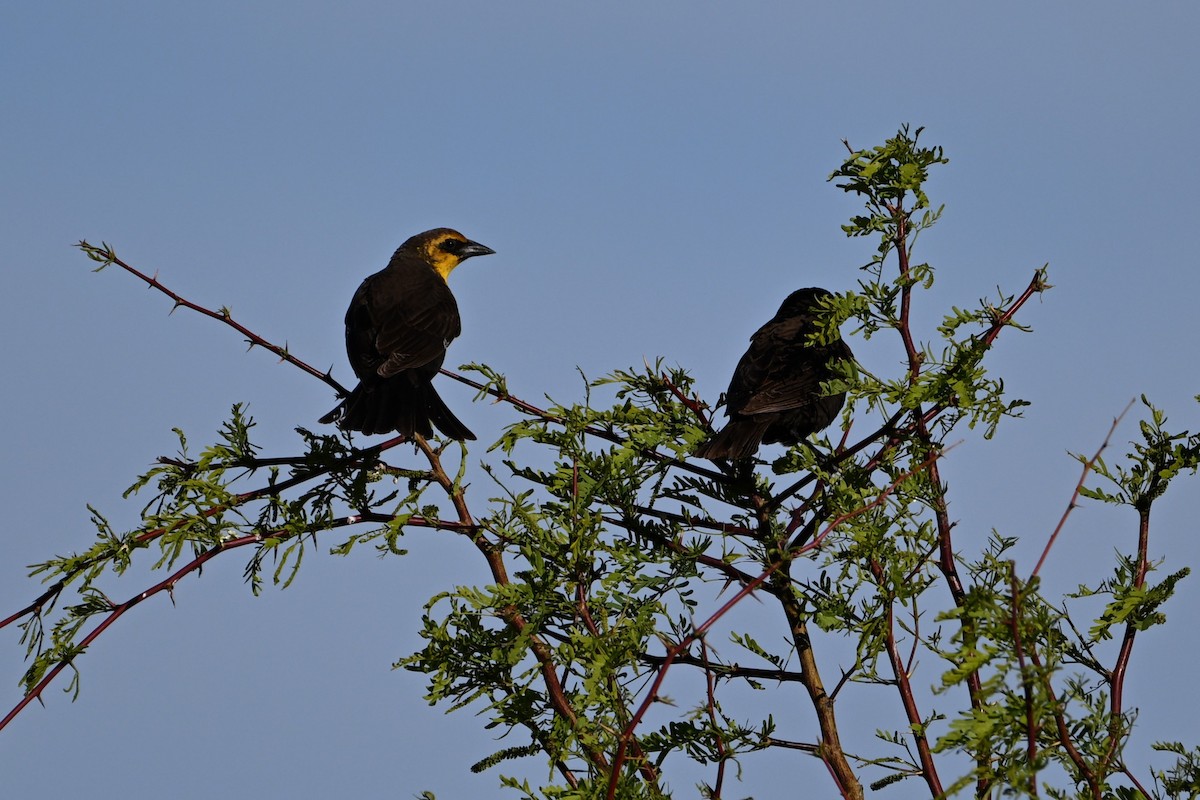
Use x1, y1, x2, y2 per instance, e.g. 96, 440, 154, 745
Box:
78, 244, 350, 394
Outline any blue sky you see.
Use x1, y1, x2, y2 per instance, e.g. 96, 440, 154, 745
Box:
2, 3, 1198, 797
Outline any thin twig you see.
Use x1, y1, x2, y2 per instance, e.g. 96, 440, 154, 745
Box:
1027, 638, 1102, 797
440, 368, 728, 482
637, 653, 806, 683
2, 514, 364, 731
77, 240, 348, 395
698, 637, 728, 799
1030, 401, 1133, 579
1, 436, 408, 633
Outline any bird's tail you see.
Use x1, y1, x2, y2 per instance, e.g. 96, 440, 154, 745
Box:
692, 418, 771, 461
318, 401, 345, 426
319, 379, 475, 441
423, 382, 476, 441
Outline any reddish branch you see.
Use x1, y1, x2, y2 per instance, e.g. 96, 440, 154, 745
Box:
659, 368, 712, 428
605, 452, 943, 800
1102, 501, 1152, 774
77, 241, 348, 395
888, 206, 981, 690
1026, 638, 1103, 797
1021, 406, 1140, 795
410, 437, 652, 787
871, 558, 944, 796
606, 556, 786, 798
1008, 564, 1040, 798
1, 436, 410, 637
892, 213, 922, 375
698, 637, 728, 798
879, 199, 1052, 797
1, 511, 379, 731
1030, 403, 1132, 579
772, 266, 1045, 510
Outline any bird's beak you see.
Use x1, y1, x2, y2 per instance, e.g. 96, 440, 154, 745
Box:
458, 240, 495, 260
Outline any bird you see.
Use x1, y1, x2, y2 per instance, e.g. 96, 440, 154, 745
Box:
694, 287, 853, 461
319, 228, 494, 439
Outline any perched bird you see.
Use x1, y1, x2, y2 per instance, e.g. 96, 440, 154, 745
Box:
319, 228, 494, 439
695, 287, 853, 461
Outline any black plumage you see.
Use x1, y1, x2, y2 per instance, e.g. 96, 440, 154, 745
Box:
319, 228, 494, 439
695, 288, 853, 461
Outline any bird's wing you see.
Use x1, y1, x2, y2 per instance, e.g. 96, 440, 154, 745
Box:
723, 315, 806, 411
345, 264, 462, 380
745, 334, 853, 415
729, 314, 842, 416
738, 370, 827, 415
372, 278, 461, 377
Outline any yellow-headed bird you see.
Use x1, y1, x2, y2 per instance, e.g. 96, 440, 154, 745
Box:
695, 288, 852, 461
320, 228, 494, 439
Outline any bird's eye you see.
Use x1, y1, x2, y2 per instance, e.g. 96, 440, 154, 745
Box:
438, 239, 462, 254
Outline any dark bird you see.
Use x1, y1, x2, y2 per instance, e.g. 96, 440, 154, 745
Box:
694, 287, 853, 461
319, 228, 494, 439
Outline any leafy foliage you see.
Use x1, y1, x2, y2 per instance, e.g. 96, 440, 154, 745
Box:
5, 128, 1198, 800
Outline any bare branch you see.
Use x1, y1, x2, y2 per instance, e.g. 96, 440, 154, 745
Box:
77, 240, 348, 395
1030, 401, 1133, 579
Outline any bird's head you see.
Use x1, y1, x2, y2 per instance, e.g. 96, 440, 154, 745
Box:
403, 228, 496, 280
773, 287, 834, 319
